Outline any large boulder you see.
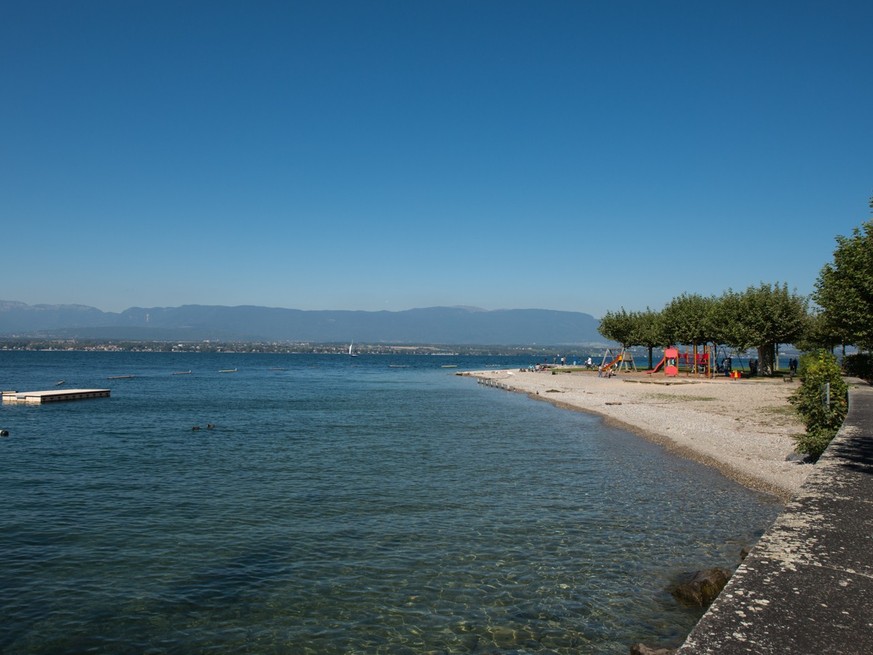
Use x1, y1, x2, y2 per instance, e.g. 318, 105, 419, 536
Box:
670, 567, 731, 607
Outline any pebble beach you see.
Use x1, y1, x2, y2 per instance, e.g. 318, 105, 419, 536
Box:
465, 368, 811, 500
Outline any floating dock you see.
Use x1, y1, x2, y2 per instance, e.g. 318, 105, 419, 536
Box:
2, 389, 111, 405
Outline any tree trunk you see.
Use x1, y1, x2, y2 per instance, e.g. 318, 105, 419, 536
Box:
648, 346, 654, 370
757, 343, 775, 376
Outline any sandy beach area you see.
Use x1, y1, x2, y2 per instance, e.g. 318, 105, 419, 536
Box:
464, 368, 811, 500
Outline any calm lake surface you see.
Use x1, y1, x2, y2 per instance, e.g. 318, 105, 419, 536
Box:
0, 352, 781, 654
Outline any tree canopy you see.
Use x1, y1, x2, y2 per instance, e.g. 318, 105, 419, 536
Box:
727, 282, 808, 375
598, 284, 808, 375
660, 293, 719, 347
814, 218, 873, 350
598, 307, 665, 368
597, 308, 636, 348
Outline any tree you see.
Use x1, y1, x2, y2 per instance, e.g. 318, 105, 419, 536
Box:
598, 308, 636, 347
661, 293, 720, 346
660, 294, 721, 373
727, 283, 808, 375
814, 217, 873, 350
711, 290, 748, 351
793, 310, 839, 354
598, 308, 667, 369
630, 308, 666, 369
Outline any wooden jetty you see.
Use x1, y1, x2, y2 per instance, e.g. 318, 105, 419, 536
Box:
2, 388, 111, 405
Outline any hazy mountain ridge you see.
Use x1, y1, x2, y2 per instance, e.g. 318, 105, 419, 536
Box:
0, 301, 604, 345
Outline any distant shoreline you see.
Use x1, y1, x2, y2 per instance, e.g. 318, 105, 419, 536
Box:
0, 338, 602, 357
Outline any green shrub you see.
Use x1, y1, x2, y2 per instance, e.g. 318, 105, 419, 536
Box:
789, 351, 848, 460
842, 353, 873, 381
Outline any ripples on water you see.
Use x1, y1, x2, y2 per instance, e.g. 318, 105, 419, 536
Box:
0, 353, 780, 654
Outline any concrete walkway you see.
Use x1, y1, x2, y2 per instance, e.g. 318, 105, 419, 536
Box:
678, 385, 873, 654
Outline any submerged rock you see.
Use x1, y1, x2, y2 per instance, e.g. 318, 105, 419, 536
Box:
670, 567, 731, 607
630, 644, 676, 655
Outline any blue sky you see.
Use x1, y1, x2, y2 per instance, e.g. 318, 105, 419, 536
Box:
2, 1, 871, 318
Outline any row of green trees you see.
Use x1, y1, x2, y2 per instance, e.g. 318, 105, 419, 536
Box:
598, 283, 807, 375
599, 196, 873, 375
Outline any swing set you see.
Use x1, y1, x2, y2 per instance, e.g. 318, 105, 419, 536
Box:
598, 347, 637, 375
648, 344, 738, 378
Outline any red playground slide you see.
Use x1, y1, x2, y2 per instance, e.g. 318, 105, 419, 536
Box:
647, 356, 666, 374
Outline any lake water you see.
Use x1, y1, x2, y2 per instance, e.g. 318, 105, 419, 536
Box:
0, 352, 781, 654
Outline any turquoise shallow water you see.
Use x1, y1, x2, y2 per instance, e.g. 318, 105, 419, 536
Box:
0, 352, 780, 654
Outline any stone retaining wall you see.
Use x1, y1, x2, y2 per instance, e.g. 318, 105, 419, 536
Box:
677, 385, 873, 654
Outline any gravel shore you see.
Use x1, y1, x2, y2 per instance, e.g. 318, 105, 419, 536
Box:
465, 368, 811, 500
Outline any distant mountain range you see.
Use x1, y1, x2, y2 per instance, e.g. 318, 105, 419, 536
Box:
0, 301, 605, 345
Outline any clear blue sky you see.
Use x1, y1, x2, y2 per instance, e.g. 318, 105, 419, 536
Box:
2, 1, 871, 318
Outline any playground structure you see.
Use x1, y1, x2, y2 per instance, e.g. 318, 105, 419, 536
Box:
680, 349, 711, 374
647, 344, 731, 377
649, 347, 680, 377
598, 344, 749, 378
714, 345, 748, 376
598, 347, 637, 375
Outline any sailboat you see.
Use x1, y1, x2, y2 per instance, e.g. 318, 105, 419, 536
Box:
348, 342, 358, 357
